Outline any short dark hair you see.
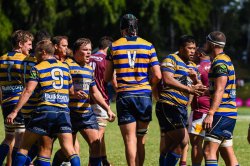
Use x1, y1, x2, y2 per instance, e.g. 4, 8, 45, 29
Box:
206, 31, 226, 47
52, 36, 68, 45
34, 29, 51, 46
35, 40, 55, 56
99, 36, 113, 49
73, 38, 91, 53
178, 35, 196, 48
11, 30, 34, 48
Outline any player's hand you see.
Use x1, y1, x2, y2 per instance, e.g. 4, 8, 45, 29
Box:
107, 109, 116, 122
203, 114, 213, 130
75, 90, 88, 99
188, 68, 197, 80
6, 111, 18, 125
189, 84, 207, 96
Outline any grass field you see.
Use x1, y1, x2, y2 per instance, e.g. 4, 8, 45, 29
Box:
0, 105, 249, 165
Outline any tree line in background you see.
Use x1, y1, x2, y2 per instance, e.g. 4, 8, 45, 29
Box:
1, 0, 250, 63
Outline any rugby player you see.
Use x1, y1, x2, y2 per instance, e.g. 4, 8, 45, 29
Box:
105, 14, 162, 166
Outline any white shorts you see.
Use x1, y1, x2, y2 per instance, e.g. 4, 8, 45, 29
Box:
204, 137, 233, 147
188, 111, 207, 137
91, 104, 108, 127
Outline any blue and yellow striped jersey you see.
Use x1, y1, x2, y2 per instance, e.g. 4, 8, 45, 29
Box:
209, 53, 237, 119
29, 59, 72, 108
106, 36, 159, 93
0, 51, 27, 107
65, 58, 96, 114
159, 53, 197, 108
21, 55, 38, 115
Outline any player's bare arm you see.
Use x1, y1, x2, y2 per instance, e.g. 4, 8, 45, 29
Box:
90, 85, 116, 122
163, 71, 205, 96
203, 75, 227, 129
104, 60, 114, 83
6, 80, 38, 124
150, 64, 162, 87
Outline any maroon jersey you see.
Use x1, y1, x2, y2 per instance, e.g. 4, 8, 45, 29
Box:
191, 59, 211, 113
89, 52, 109, 105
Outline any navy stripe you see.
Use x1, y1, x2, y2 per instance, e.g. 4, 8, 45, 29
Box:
116, 72, 148, 77
212, 60, 232, 67
38, 67, 69, 73
113, 53, 149, 60
161, 67, 175, 73
40, 84, 70, 90
221, 98, 236, 102
69, 66, 92, 72
215, 112, 237, 117
71, 74, 92, 79
219, 104, 236, 109
168, 91, 188, 101
112, 45, 151, 51
150, 61, 160, 66
117, 78, 149, 84
114, 63, 149, 68
117, 89, 151, 93
22, 106, 36, 109
40, 76, 70, 82
0, 60, 23, 65
70, 106, 91, 111
175, 70, 188, 76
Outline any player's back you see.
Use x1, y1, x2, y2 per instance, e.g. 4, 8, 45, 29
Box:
31, 59, 72, 108
0, 51, 27, 107
110, 36, 159, 93
209, 53, 237, 119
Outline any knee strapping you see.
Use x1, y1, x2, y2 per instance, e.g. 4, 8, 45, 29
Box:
137, 128, 148, 136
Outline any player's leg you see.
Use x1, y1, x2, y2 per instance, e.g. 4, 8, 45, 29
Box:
80, 128, 101, 165
57, 133, 80, 166
179, 143, 188, 166
189, 134, 204, 165
0, 106, 16, 165
136, 121, 149, 166
120, 122, 137, 166
5, 136, 15, 166
92, 104, 111, 165
12, 130, 40, 166
219, 138, 239, 166
188, 111, 207, 165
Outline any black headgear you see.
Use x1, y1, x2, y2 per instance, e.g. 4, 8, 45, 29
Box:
206, 31, 226, 47
120, 14, 138, 35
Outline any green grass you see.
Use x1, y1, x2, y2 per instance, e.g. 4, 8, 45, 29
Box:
0, 105, 250, 165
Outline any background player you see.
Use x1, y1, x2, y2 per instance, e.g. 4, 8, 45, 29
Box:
0, 30, 33, 165
105, 14, 162, 166
89, 36, 114, 166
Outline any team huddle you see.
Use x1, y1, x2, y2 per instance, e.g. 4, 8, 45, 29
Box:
0, 13, 238, 166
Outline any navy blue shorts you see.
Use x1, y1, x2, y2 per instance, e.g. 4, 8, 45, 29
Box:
155, 102, 187, 132
70, 111, 99, 134
116, 92, 152, 125
27, 106, 72, 137
205, 115, 236, 140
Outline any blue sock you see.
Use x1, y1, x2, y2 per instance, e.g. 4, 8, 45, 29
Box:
36, 156, 51, 166
27, 144, 38, 163
0, 143, 9, 165
12, 147, 18, 162
165, 152, 181, 166
13, 152, 28, 166
69, 154, 80, 166
159, 153, 166, 166
205, 159, 218, 166
89, 157, 102, 166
